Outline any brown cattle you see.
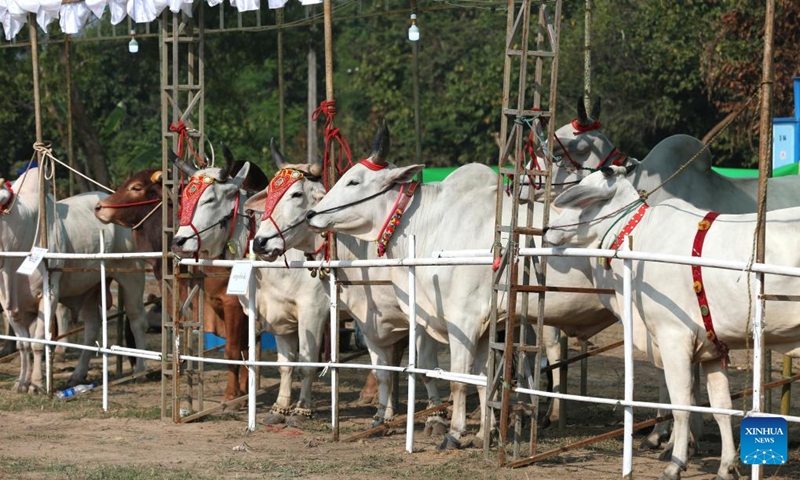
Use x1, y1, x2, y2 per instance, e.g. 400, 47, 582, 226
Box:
94, 150, 268, 401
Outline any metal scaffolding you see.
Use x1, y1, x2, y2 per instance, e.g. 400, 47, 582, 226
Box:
485, 0, 562, 464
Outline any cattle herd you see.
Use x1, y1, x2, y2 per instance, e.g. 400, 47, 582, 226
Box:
2, 101, 798, 479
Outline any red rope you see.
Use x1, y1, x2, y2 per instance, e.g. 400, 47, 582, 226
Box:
169, 120, 206, 168
312, 100, 353, 190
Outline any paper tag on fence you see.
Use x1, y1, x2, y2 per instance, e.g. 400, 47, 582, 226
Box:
16, 247, 48, 276
226, 261, 253, 295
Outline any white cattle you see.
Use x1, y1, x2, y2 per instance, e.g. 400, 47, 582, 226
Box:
0, 166, 148, 392
544, 164, 800, 480
305, 123, 617, 448
242, 144, 450, 432
170, 159, 329, 424
524, 96, 800, 212
248, 142, 569, 431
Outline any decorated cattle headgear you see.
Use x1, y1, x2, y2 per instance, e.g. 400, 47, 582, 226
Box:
261, 169, 306, 221
179, 174, 215, 226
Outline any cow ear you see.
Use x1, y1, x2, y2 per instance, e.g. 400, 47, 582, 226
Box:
311, 183, 326, 202
553, 183, 612, 210
232, 162, 250, 189
386, 164, 424, 185
244, 187, 268, 212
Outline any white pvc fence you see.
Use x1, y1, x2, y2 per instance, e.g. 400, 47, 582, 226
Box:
1, 238, 798, 478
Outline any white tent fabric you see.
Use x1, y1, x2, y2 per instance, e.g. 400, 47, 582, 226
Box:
0, 0, 323, 41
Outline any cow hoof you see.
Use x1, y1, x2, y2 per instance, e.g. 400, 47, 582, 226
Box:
286, 415, 309, 428
425, 416, 448, 436
262, 412, 286, 425
640, 435, 662, 450
28, 384, 44, 395
473, 435, 485, 449
12, 381, 26, 393
436, 433, 462, 451
658, 443, 674, 462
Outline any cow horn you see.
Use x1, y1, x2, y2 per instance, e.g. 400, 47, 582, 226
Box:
370, 120, 391, 166
169, 150, 197, 176
222, 143, 236, 166
590, 97, 601, 121
270, 138, 288, 169
576, 97, 590, 126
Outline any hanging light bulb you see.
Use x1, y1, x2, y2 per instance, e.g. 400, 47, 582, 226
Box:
408, 14, 420, 42
128, 30, 139, 54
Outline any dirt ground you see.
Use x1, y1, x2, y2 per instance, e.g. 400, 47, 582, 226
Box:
1, 324, 800, 479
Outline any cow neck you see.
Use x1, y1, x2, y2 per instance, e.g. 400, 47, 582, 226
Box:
691, 211, 730, 366
224, 191, 257, 260
376, 181, 420, 257
598, 199, 649, 269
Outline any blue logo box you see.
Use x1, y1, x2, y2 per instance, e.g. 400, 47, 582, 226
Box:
740, 416, 788, 465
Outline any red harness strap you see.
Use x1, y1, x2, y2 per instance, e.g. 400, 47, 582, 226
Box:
376, 181, 419, 257
602, 203, 649, 269
691, 212, 730, 365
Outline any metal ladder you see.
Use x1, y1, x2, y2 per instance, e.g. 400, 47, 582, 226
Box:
159, 6, 206, 421
485, 0, 562, 464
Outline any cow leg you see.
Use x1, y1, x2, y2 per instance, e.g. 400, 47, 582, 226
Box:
418, 332, 447, 436
659, 346, 694, 480
361, 337, 396, 428
437, 321, 483, 451
262, 333, 298, 425
541, 326, 562, 427
643, 369, 673, 450
222, 295, 248, 397
68, 291, 102, 387
472, 334, 492, 449
53, 304, 72, 362
287, 311, 326, 425
702, 359, 737, 480
6, 312, 32, 392
117, 275, 148, 376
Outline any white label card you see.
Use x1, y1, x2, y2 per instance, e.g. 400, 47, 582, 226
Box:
226, 261, 253, 295
16, 247, 48, 276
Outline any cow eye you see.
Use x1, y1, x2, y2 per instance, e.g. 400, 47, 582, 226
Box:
291, 191, 303, 198
131, 185, 142, 192
346, 179, 360, 186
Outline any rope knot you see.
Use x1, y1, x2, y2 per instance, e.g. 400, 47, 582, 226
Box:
312, 100, 337, 121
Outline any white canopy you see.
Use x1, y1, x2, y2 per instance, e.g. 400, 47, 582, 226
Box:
0, 0, 323, 41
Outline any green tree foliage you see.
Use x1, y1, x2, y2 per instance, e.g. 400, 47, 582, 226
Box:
0, 1, 795, 190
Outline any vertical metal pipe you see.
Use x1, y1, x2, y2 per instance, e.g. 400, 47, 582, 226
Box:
328, 267, 339, 440
247, 257, 257, 431
621, 250, 634, 479
65, 37, 74, 197
411, 1, 421, 165
405, 235, 417, 453
100, 229, 109, 412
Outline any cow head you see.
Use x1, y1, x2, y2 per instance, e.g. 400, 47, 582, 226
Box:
94, 168, 163, 228
306, 121, 424, 240
544, 164, 639, 247
521, 97, 620, 204
246, 139, 324, 261
172, 161, 251, 258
